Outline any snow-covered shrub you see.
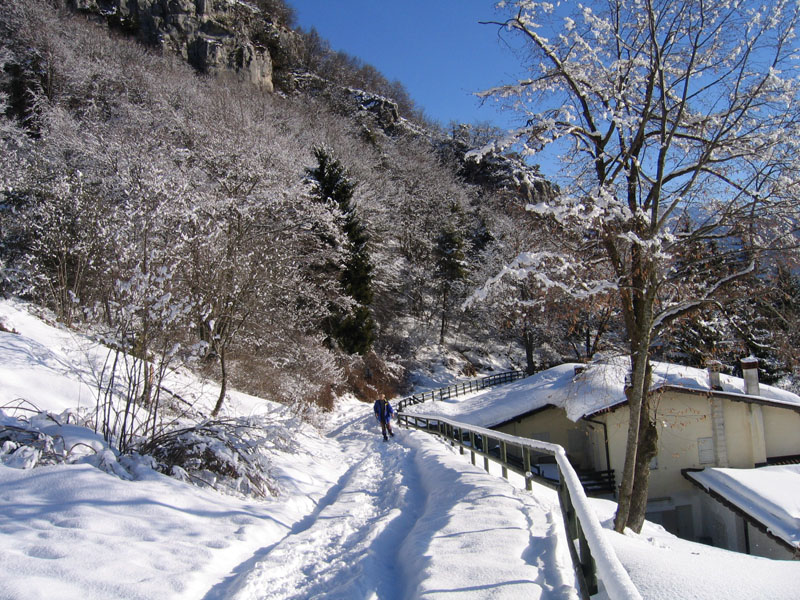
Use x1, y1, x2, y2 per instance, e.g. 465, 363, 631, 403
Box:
0, 411, 66, 468
0, 406, 106, 470
228, 335, 345, 412
0, 405, 288, 497
89, 264, 197, 454
0, 429, 54, 469
288, 398, 325, 429
0, 316, 18, 334
139, 418, 279, 498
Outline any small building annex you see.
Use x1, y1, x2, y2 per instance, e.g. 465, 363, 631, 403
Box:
405, 358, 800, 558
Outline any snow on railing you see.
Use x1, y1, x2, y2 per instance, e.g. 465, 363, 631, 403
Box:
396, 412, 642, 600
396, 370, 525, 412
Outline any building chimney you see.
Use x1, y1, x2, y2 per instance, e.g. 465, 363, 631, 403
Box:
740, 357, 760, 397
706, 360, 723, 391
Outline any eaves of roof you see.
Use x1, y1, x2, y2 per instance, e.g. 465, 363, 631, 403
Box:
654, 385, 800, 415
489, 403, 559, 429
583, 384, 800, 419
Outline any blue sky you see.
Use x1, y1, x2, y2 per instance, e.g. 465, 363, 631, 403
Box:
287, 0, 528, 129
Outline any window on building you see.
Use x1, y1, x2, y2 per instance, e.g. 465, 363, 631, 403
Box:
698, 437, 715, 464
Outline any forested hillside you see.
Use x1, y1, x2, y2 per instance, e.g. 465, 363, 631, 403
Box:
1, 0, 798, 421
0, 0, 552, 410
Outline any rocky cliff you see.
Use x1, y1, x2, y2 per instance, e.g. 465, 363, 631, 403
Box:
69, 0, 302, 92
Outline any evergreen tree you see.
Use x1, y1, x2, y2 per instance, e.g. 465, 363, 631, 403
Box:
434, 225, 466, 345
308, 146, 375, 355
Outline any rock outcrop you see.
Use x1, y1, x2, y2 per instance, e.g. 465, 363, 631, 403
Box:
69, 0, 302, 92
457, 142, 556, 203
291, 72, 553, 203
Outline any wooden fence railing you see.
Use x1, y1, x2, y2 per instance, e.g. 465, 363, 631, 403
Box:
396, 370, 525, 412
395, 412, 641, 600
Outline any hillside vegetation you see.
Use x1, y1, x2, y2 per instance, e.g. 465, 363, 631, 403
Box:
1, 0, 798, 426
0, 0, 546, 410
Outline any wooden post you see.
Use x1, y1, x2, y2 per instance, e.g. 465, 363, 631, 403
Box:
558, 480, 592, 600
501, 441, 508, 479
523, 447, 532, 491
578, 520, 598, 595
469, 431, 476, 466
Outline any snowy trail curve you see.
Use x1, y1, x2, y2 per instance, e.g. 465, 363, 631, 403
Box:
209, 404, 425, 600
209, 399, 578, 600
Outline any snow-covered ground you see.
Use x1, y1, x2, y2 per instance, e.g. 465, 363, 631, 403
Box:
1, 298, 800, 599
213, 401, 578, 600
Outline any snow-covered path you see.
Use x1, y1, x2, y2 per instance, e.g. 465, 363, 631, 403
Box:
213, 412, 422, 599
0, 299, 578, 600
4, 299, 800, 600
207, 401, 578, 600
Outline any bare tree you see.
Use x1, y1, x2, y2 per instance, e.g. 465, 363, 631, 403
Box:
480, 0, 800, 532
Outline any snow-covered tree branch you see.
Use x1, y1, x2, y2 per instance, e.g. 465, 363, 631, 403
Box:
481, 0, 800, 533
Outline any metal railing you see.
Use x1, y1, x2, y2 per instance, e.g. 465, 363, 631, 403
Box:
396, 412, 641, 600
396, 370, 525, 412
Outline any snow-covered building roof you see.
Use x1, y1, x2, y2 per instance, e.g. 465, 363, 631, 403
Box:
403, 359, 800, 428
684, 465, 800, 552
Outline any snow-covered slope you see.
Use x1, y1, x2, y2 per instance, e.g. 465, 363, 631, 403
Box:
0, 299, 347, 599
2, 299, 800, 599
0, 299, 576, 599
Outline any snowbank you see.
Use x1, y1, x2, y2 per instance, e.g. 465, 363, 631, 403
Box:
2, 298, 800, 599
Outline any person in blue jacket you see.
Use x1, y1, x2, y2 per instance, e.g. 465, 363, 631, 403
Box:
373, 395, 394, 441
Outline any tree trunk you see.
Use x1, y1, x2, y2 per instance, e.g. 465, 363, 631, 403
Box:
628, 401, 659, 532
439, 285, 449, 345
520, 285, 536, 374
211, 346, 227, 417
614, 300, 655, 532
612, 235, 659, 533
614, 359, 645, 532
523, 326, 536, 375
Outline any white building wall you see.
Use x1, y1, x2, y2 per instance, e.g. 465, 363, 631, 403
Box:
696, 492, 746, 551
505, 387, 800, 556
762, 406, 800, 460
696, 491, 796, 559
748, 525, 796, 560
